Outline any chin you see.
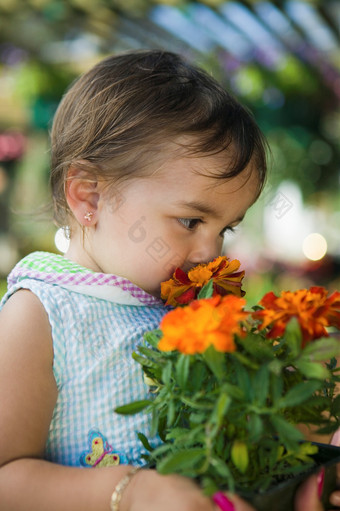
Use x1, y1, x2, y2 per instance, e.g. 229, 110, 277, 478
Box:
139, 282, 161, 298
149, 288, 161, 299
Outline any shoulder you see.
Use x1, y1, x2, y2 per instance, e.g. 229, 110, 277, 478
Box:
0, 289, 57, 466
1, 287, 50, 322
0, 289, 53, 363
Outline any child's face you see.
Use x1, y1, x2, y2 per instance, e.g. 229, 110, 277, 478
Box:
74, 152, 260, 297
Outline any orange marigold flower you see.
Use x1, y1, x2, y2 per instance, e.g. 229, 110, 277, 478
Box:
161, 256, 245, 306
158, 294, 248, 354
252, 286, 340, 346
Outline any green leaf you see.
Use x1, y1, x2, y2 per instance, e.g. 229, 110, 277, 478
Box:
300, 337, 340, 361
268, 358, 283, 376
232, 351, 259, 370
157, 415, 167, 441
181, 395, 212, 410
295, 360, 330, 380
157, 448, 206, 474
331, 394, 340, 415
115, 399, 151, 415
202, 345, 226, 381
167, 399, 176, 426
270, 373, 283, 402
162, 361, 172, 386
144, 330, 163, 348
189, 361, 208, 392
253, 365, 269, 406
137, 432, 154, 452
297, 442, 319, 458
150, 408, 160, 437
166, 426, 206, 448
132, 352, 160, 370
175, 353, 190, 389
268, 443, 283, 469
231, 441, 249, 474
210, 456, 234, 479
221, 382, 244, 400
247, 414, 263, 442
328, 357, 338, 370
166, 427, 192, 441
150, 443, 174, 461
138, 345, 163, 361
270, 415, 303, 443
211, 392, 231, 426
198, 279, 214, 299
190, 412, 208, 424
200, 477, 220, 497
284, 318, 302, 356
235, 362, 252, 400
238, 333, 275, 361
278, 380, 322, 408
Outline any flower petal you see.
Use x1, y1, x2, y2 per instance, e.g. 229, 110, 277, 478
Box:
253, 287, 340, 345
161, 256, 245, 306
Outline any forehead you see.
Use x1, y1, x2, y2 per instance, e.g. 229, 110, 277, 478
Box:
129, 134, 264, 197
153, 149, 261, 197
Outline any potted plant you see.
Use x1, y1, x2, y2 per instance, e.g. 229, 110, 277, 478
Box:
116, 257, 340, 511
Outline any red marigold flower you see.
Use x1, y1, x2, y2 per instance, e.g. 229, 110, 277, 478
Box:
252, 286, 340, 346
158, 294, 247, 354
161, 256, 245, 306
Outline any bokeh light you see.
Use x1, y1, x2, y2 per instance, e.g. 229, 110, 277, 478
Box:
302, 232, 327, 261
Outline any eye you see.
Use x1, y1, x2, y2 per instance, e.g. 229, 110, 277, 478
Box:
178, 218, 202, 231
220, 226, 236, 238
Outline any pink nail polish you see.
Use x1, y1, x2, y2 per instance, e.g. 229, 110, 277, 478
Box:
212, 492, 235, 511
317, 467, 325, 499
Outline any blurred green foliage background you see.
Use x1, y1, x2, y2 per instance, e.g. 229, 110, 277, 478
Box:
0, 0, 339, 302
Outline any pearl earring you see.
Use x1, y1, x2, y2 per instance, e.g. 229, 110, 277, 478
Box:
84, 211, 93, 222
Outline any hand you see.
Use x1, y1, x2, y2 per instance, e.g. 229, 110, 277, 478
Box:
124, 470, 216, 511
213, 473, 326, 511
295, 473, 324, 511
126, 470, 257, 511
329, 430, 340, 509
125, 469, 328, 511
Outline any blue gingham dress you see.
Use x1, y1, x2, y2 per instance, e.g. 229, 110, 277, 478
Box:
1, 252, 168, 467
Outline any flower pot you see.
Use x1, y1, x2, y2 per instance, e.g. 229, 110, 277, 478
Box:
241, 443, 340, 511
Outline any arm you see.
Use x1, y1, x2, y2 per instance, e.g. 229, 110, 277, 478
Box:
0, 289, 119, 510
0, 290, 217, 511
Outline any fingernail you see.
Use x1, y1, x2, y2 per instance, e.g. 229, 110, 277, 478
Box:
331, 429, 340, 446
317, 467, 325, 499
212, 492, 235, 511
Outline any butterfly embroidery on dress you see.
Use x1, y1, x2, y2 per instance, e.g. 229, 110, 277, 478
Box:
80, 429, 120, 467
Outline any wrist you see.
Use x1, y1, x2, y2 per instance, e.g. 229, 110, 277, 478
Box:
110, 466, 141, 511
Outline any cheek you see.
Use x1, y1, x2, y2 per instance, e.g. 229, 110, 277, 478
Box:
124, 214, 168, 248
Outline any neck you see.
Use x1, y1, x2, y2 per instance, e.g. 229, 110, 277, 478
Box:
65, 234, 102, 273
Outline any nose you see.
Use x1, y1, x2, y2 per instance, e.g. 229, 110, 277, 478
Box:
187, 236, 222, 266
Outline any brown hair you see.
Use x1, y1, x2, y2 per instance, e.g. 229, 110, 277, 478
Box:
50, 49, 268, 226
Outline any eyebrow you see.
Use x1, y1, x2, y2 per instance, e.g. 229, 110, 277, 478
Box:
175, 200, 245, 223
175, 200, 220, 217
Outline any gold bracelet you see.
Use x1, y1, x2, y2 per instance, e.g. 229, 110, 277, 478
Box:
110, 466, 140, 511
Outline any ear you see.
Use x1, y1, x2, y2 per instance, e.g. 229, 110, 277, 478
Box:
65, 165, 100, 226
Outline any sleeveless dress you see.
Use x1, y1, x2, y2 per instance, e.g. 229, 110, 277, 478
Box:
0, 251, 169, 468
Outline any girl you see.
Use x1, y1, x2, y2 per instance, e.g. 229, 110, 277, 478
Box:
0, 50, 337, 511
